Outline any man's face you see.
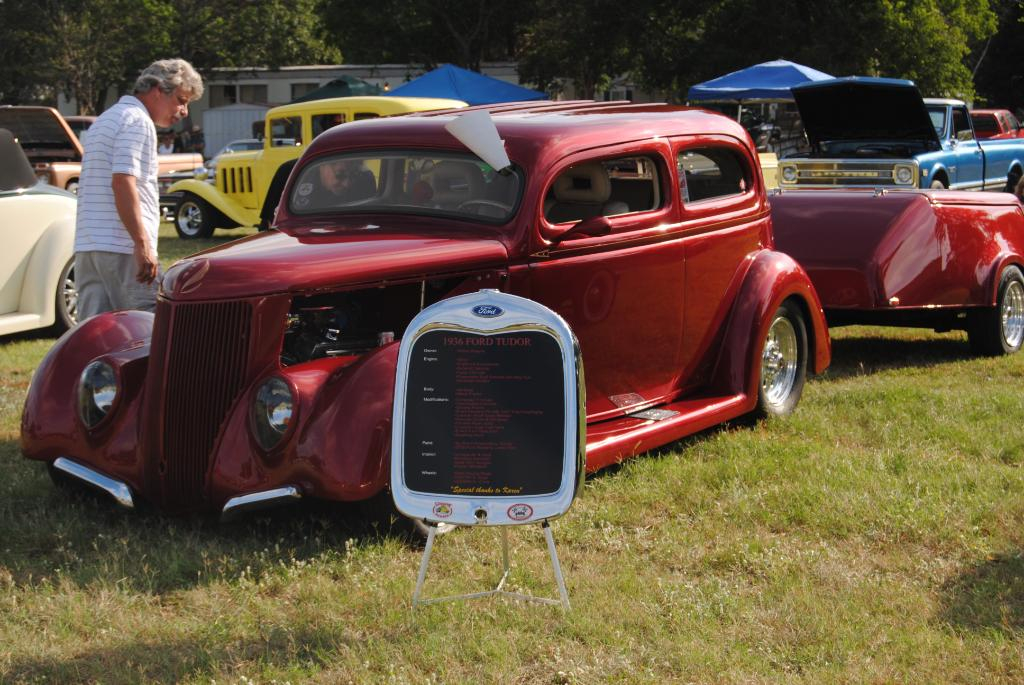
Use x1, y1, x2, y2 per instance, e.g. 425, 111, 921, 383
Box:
319, 160, 354, 194
152, 87, 191, 128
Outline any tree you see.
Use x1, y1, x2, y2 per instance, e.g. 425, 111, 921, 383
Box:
318, 0, 522, 71
971, 0, 1024, 109
516, 0, 642, 98
0, 0, 340, 112
0, 0, 53, 104
631, 0, 997, 102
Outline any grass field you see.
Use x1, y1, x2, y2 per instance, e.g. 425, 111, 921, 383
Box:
1, 227, 1023, 683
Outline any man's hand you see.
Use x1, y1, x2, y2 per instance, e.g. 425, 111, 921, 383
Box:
112, 172, 158, 283
134, 242, 158, 283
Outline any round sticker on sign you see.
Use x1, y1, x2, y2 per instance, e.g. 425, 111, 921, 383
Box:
507, 503, 534, 521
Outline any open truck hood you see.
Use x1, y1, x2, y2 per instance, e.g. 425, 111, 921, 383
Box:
792, 77, 939, 147
0, 106, 82, 158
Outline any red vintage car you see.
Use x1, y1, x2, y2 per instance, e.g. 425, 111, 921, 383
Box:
22, 101, 831, 517
771, 188, 1024, 355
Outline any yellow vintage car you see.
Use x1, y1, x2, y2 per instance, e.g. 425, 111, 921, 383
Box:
169, 96, 466, 237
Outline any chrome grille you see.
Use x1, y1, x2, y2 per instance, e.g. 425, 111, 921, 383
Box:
158, 300, 252, 508
780, 159, 915, 187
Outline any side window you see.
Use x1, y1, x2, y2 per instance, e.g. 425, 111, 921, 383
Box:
544, 156, 661, 224
676, 147, 750, 203
354, 112, 380, 121
270, 117, 302, 146
953, 108, 974, 141
311, 113, 346, 138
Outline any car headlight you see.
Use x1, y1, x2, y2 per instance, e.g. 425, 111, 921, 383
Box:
78, 361, 118, 428
894, 165, 914, 185
251, 376, 294, 451
781, 165, 798, 184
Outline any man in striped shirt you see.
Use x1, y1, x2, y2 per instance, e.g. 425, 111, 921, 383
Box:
75, 59, 203, 319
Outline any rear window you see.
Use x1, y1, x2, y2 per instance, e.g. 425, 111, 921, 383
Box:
677, 147, 750, 203
289, 151, 523, 223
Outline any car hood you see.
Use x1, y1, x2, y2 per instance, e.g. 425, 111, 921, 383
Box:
792, 77, 939, 146
0, 107, 81, 156
162, 229, 510, 301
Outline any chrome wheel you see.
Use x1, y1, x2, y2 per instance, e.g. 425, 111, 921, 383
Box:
1001, 279, 1024, 349
53, 257, 77, 331
176, 200, 204, 237
62, 264, 77, 325
761, 315, 799, 408
174, 193, 215, 239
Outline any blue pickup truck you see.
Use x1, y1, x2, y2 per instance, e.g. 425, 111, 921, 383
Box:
778, 77, 1024, 192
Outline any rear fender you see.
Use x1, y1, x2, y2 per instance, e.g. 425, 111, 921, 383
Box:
985, 255, 1024, 304
710, 249, 830, 400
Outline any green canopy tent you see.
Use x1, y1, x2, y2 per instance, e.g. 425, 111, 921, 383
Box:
290, 75, 381, 103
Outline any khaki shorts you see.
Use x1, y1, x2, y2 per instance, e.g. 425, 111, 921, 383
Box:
75, 251, 160, 320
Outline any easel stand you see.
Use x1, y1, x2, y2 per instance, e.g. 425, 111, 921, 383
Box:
412, 520, 570, 610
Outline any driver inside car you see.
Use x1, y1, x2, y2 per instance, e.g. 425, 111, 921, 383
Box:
315, 159, 376, 205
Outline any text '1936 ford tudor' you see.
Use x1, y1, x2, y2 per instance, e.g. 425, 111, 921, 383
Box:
22, 101, 831, 518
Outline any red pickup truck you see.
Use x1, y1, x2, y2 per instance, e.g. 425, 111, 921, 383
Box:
970, 109, 1024, 140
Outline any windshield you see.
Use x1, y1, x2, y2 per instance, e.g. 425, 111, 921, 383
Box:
927, 106, 947, 137
289, 151, 523, 223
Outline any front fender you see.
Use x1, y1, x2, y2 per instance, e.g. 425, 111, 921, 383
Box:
711, 249, 830, 399
167, 179, 256, 228
21, 311, 154, 489
919, 160, 949, 187
206, 345, 400, 509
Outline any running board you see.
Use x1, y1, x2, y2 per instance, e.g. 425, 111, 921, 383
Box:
586, 393, 750, 471
51, 457, 135, 509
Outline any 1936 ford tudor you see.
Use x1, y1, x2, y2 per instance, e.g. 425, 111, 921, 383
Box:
22, 101, 830, 518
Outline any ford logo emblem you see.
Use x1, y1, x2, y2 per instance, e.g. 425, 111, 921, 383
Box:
472, 304, 504, 318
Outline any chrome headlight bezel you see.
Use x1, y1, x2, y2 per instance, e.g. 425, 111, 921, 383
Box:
78, 360, 119, 429
894, 165, 915, 185
780, 164, 798, 184
250, 376, 296, 452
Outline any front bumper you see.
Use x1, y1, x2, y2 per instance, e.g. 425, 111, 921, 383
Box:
52, 457, 135, 508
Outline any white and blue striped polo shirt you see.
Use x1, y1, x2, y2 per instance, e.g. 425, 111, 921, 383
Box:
74, 95, 159, 255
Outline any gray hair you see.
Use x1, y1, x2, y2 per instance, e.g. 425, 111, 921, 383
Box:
133, 58, 204, 100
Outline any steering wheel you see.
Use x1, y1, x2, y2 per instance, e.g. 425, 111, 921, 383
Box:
456, 199, 512, 216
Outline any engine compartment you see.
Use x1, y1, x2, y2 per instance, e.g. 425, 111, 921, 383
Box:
280, 277, 464, 366
792, 139, 929, 159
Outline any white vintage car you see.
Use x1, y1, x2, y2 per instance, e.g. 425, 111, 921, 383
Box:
0, 127, 76, 336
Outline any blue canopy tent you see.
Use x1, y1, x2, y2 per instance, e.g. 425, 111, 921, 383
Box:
687, 60, 833, 159
388, 64, 547, 105
686, 59, 833, 103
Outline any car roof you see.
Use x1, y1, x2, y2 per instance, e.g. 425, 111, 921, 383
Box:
304, 100, 753, 168
923, 98, 966, 107
266, 95, 468, 120
970, 109, 1010, 115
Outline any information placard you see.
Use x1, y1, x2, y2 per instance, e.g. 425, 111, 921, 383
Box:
391, 290, 584, 526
